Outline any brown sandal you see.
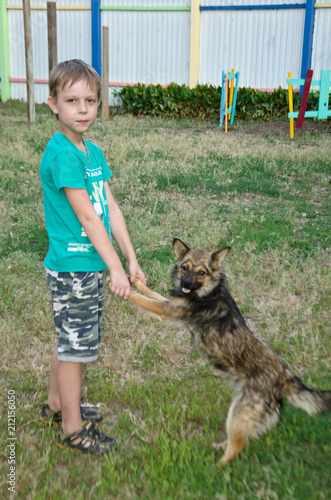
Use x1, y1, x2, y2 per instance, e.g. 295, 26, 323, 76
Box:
57, 419, 118, 454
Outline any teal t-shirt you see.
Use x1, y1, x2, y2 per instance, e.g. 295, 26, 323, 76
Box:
40, 132, 112, 271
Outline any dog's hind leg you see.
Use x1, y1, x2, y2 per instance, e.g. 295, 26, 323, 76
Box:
213, 398, 248, 466
221, 420, 248, 466
219, 394, 282, 466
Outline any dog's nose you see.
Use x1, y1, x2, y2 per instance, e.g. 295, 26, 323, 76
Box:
181, 279, 193, 290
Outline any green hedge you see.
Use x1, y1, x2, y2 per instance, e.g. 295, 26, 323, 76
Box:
117, 83, 321, 121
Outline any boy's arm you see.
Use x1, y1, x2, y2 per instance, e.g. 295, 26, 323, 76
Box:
104, 182, 146, 285
63, 186, 131, 299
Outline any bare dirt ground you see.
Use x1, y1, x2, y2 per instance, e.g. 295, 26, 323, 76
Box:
239, 119, 330, 136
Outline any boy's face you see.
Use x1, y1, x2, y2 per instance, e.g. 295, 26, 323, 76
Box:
47, 79, 100, 145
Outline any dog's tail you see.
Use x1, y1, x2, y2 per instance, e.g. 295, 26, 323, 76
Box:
283, 374, 331, 416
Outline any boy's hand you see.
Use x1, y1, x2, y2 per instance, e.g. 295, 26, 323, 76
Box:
128, 261, 146, 286
109, 267, 131, 300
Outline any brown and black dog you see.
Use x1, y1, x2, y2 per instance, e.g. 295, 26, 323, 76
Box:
110, 238, 331, 465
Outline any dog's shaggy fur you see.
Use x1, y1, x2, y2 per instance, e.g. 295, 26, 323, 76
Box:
114, 238, 331, 465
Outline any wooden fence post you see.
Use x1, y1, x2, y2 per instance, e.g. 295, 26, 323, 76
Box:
102, 26, 109, 119
47, 2, 57, 74
22, 0, 35, 126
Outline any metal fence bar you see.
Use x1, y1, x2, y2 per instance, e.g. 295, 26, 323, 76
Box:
91, 0, 101, 75
200, 4, 306, 10
301, 0, 316, 96
0, 0, 10, 101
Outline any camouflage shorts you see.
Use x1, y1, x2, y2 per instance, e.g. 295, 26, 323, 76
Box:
46, 269, 105, 363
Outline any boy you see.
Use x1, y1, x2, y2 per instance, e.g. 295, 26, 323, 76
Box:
40, 59, 145, 454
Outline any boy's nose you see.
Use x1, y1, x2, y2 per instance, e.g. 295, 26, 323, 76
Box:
78, 101, 87, 113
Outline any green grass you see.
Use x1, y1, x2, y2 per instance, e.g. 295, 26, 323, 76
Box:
0, 101, 330, 499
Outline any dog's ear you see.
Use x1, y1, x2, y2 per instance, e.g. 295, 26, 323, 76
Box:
173, 238, 190, 261
211, 247, 231, 269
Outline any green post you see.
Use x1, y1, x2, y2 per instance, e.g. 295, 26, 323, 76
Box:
0, 0, 10, 102
317, 70, 331, 120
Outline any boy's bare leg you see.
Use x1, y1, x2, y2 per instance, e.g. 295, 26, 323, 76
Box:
57, 361, 84, 435
47, 349, 83, 432
47, 350, 85, 443
47, 346, 61, 411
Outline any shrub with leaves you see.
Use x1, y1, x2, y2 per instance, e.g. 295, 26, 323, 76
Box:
117, 83, 322, 121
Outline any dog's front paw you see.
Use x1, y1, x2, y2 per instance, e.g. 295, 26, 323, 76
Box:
134, 278, 145, 291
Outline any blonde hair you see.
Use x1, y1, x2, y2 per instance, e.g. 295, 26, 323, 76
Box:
49, 59, 101, 100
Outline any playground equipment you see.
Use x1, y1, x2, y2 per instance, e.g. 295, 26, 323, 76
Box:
220, 68, 239, 132
287, 69, 331, 139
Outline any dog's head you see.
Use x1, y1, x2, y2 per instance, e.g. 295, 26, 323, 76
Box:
172, 238, 230, 298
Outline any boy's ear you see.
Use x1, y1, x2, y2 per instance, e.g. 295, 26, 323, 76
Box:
47, 96, 58, 115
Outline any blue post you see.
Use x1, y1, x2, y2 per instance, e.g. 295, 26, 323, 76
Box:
220, 71, 225, 127
300, 0, 316, 97
91, 0, 101, 76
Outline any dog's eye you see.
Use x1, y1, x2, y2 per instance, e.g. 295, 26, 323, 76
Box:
182, 264, 188, 271
198, 270, 206, 276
